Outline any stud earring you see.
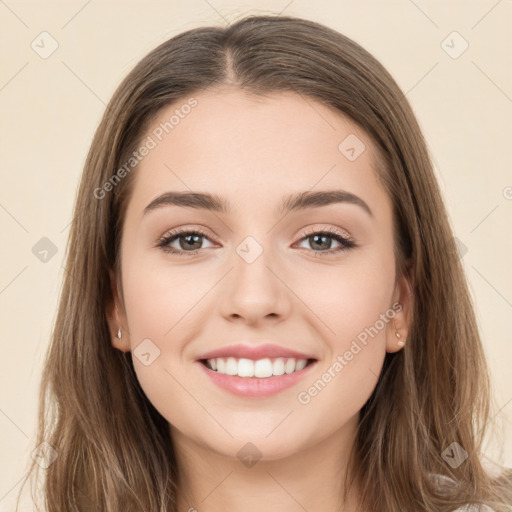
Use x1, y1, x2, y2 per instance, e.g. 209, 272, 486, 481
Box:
396, 332, 405, 347
117, 328, 122, 340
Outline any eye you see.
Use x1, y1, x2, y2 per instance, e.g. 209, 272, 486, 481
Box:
155, 227, 215, 256
294, 226, 356, 256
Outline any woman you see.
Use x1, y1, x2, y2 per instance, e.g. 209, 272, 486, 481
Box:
17, 14, 512, 512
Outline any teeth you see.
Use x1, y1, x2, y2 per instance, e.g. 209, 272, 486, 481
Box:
295, 359, 307, 371
205, 357, 310, 378
255, 359, 273, 378
272, 358, 285, 376
225, 357, 238, 375
238, 358, 255, 377
284, 358, 296, 374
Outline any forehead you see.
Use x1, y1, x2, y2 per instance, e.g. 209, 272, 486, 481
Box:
125, 88, 389, 220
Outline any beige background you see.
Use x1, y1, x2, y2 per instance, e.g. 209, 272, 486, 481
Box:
1, 1, 511, 509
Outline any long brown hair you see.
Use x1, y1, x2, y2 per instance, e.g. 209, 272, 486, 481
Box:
17, 14, 512, 512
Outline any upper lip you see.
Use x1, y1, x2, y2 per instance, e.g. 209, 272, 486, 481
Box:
197, 343, 317, 361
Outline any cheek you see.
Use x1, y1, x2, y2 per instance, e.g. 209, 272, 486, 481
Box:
120, 253, 212, 403
292, 267, 394, 427
292, 250, 395, 407
121, 251, 204, 344
300, 252, 396, 346
120, 256, 206, 432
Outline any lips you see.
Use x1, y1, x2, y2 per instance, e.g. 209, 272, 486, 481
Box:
197, 355, 317, 397
195, 343, 318, 397
197, 343, 316, 361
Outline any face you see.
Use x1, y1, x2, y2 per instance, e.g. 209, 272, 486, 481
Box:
108, 87, 411, 461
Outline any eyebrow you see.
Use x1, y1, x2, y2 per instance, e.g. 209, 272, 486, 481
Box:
143, 190, 373, 218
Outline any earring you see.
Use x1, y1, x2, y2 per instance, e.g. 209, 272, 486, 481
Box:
396, 332, 405, 347
117, 328, 122, 340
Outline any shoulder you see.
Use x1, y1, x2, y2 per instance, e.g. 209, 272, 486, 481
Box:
431, 474, 498, 512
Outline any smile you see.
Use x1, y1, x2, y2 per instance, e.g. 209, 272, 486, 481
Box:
202, 357, 314, 377
197, 357, 317, 398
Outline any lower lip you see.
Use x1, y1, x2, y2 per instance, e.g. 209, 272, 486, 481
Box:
196, 360, 317, 398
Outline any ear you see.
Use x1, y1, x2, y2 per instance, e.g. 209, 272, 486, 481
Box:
386, 265, 414, 353
106, 268, 130, 353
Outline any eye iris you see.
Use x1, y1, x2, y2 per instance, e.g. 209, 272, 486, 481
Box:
310, 234, 332, 251
180, 233, 202, 250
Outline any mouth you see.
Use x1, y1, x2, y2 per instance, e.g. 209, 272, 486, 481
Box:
197, 357, 318, 398
199, 357, 317, 378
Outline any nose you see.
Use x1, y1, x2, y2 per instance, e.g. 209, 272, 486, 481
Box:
219, 243, 292, 326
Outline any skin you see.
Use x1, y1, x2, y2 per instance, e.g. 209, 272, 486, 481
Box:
107, 87, 412, 512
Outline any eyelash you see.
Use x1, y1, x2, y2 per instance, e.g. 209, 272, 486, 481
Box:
155, 226, 356, 257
